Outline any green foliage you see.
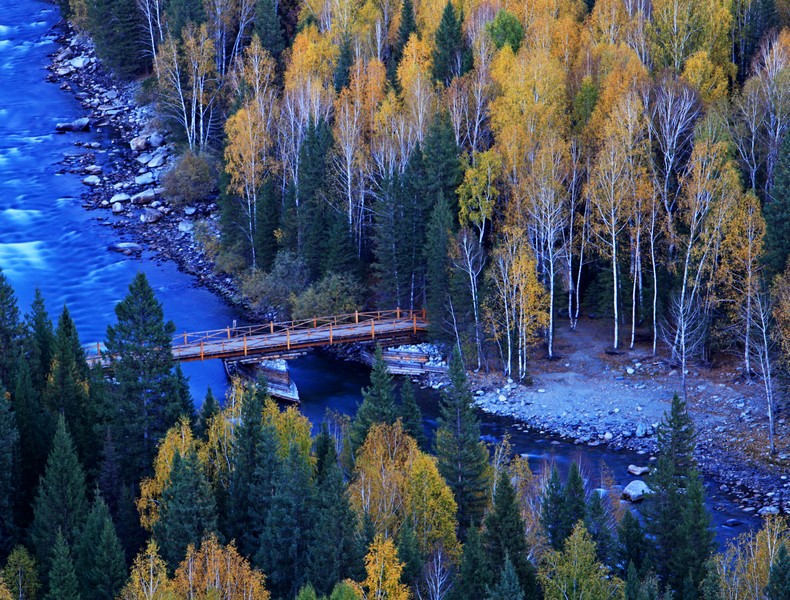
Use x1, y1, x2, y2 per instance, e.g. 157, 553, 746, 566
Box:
241, 250, 309, 320
330, 581, 363, 600
396, 521, 423, 588
453, 526, 493, 600
422, 112, 462, 213
424, 194, 453, 335
398, 379, 426, 449
617, 511, 651, 576
290, 273, 364, 320
388, 0, 417, 85
334, 34, 353, 91
24, 289, 54, 395
766, 543, 790, 600
486, 557, 524, 600
585, 489, 614, 566
256, 0, 285, 58
86, 0, 147, 77
43, 531, 79, 600
104, 272, 181, 482
196, 387, 219, 440
573, 76, 599, 132
350, 346, 396, 451
0, 268, 21, 390
484, 470, 537, 599
764, 133, 790, 278
562, 462, 587, 541
30, 417, 87, 576
701, 560, 722, 600
435, 351, 490, 530
2, 545, 40, 600
245, 420, 280, 560
432, 1, 471, 84
162, 151, 217, 208
486, 10, 524, 52
542, 467, 566, 550
153, 450, 217, 571
296, 584, 318, 600
164, 0, 205, 39
0, 387, 18, 557
74, 494, 125, 600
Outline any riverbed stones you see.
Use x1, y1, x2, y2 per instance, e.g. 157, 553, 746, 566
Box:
111, 202, 124, 214
56, 116, 91, 132
110, 193, 130, 203
131, 189, 156, 205
69, 56, 90, 69
84, 164, 102, 174
758, 506, 779, 516
148, 132, 164, 147
628, 465, 650, 476
184, 206, 197, 216
109, 242, 142, 255
622, 480, 653, 502
135, 172, 155, 186
178, 220, 194, 233
130, 135, 148, 152
147, 153, 166, 168
140, 208, 163, 223
82, 175, 101, 186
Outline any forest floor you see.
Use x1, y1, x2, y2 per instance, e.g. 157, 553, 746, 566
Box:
468, 318, 790, 515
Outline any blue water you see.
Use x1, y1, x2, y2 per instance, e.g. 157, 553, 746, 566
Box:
0, 0, 758, 546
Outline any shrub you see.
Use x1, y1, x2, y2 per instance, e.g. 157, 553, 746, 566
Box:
290, 273, 364, 320
162, 151, 216, 207
241, 251, 310, 320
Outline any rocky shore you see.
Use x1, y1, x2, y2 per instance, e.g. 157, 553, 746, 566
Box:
45, 20, 787, 522
46, 22, 242, 308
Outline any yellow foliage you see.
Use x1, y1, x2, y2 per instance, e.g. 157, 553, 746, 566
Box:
173, 535, 269, 600
397, 34, 436, 141
117, 540, 173, 600
457, 149, 502, 238
362, 534, 410, 600
262, 399, 313, 463
775, 262, 790, 367
0, 580, 11, 600
682, 51, 729, 105
137, 418, 197, 531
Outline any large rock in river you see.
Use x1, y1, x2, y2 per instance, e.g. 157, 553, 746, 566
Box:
130, 135, 148, 152
622, 480, 653, 502
140, 208, 163, 224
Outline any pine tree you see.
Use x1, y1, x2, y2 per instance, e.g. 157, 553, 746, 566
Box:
244, 420, 280, 559
486, 557, 524, 600
75, 494, 126, 600
104, 272, 180, 482
196, 387, 219, 440
0, 268, 21, 390
172, 364, 193, 425
585, 489, 614, 567
44, 531, 79, 600
562, 462, 587, 541
484, 471, 537, 599
2, 545, 40, 600
432, 1, 471, 85
350, 346, 396, 451
701, 561, 722, 600
625, 562, 641, 600
398, 379, 426, 448
617, 511, 651, 576
306, 457, 362, 595
257, 443, 315, 598
87, 0, 147, 77
255, 0, 285, 59
396, 520, 423, 588
30, 416, 88, 575
453, 526, 493, 600
435, 351, 490, 530
422, 112, 462, 213
24, 288, 54, 395
764, 133, 790, 278
0, 387, 19, 557
97, 429, 122, 518
153, 450, 217, 571
766, 543, 790, 600
254, 177, 281, 272
164, 0, 205, 39
424, 193, 453, 335
298, 120, 334, 276
387, 0, 416, 85
296, 584, 318, 600
227, 383, 266, 553
541, 466, 565, 551
334, 34, 353, 91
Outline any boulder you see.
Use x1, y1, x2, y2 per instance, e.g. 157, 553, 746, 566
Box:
109, 242, 141, 254
84, 164, 102, 175
110, 193, 131, 203
148, 132, 165, 147
135, 172, 155, 186
758, 506, 780, 516
184, 206, 197, 216
635, 423, 647, 438
70, 117, 90, 131
111, 202, 124, 214
622, 480, 653, 502
69, 56, 90, 69
131, 189, 156, 205
628, 465, 650, 476
130, 135, 148, 152
147, 153, 166, 168
140, 208, 163, 224
178, 220, 194, 233
82, 175, 101, 186
603, 432, 613, 441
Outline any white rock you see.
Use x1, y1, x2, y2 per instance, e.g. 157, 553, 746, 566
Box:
111, 202, 124, 214
131, 189, 156, 205
498, 394, 507, 403
82, 175, 101, 186
110, 193, 131, 203
603, 432, 613, 441
69, 56, 90, 69
758, 506, 780, 516
135, 172, 155, 186
140, 208, 163, 223
84, 164, 102, 174
178, 220, 194, 233
626, 367, 635, 375
130, 135, 148, 152
147, 154, 166, 168
622, 480, 653, 502
627, 465, 650, 476
148, 132, 165, 147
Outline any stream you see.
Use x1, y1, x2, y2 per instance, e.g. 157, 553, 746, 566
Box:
0, 0, 759, 548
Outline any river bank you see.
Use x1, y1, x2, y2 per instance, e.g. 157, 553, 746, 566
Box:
45, 18, 787, 522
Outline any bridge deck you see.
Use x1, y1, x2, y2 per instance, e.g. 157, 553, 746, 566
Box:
86, 309, 428, 366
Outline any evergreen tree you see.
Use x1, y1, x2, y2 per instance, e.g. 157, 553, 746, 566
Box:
422, 112, 462, 213
296, 584, 318, 600
396, 520, 423, 588
701, 561, 722, 600
617, 511, 651, 576
227, 383, 266, 554
44, 531, 79, 600
486, 556, 524, 600
387, 0, 417, 85
764, 133, 790, 278
244, 420, 280, 559
334, 34, 354, 91
350, 346, 396, 451
29, 417, 88, 575
767, 543, 790, 600
2, 545, 40, 600
254, 177, 281, 272
153, 451, 217, 571
486, 9, 524, 52
75, 494, 126, 600
306, 456, 362, 595
453, 526, 493, 600
398, 379, 426, 448
45, 307, 92, 463
625, 562, 641, 600
0, 268, 21, 389
257, 443, 315, 599
585, 489, 614, 567
97, 429, 122, 518
164, 0, 206, 40
87, 0, 147, 77
104, 272, 180, 482
172, 364, 193, 425
0, 387, 19, 557
562, 462, 587, 540
483, 471, 537, 599
255, 0, 285, 59
24, 288, 54, 395
541, 466, 565, 550
424, 193, 453, 335
196, 387, 219, 440
435, 351, 490, 529
432, 1, 471, 85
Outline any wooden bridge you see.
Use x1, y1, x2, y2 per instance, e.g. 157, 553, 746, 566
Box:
86, 309, 428, 366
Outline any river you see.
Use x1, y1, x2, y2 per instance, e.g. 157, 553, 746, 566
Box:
0, 0, 758, 547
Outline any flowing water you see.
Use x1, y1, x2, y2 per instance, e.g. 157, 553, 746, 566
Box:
0, 0, 758, 547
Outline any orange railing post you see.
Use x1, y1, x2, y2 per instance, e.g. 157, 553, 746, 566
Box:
371, 320, 375, 339
422, 307, 426, 320
244, 335, 247, 356
413, 314, 417, 334
287, 329, 291, 350
314, 317, 317, 328
270, 322, 274, 334
200, 341, 204, 361
330, 323, 333, 344
397, 307, 400, 319
227, 327, 231, 339
355, 311, 359, 324
97, 342, 101, 357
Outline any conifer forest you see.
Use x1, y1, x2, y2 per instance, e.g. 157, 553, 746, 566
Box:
1, 0, 790, 597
